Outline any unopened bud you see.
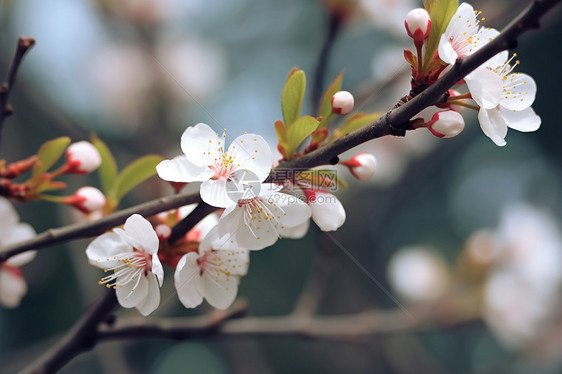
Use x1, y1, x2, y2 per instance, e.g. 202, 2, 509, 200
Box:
65, 186, 106, 214
405, 8, 431, 47
155, 224, 172, 241
427, 110, 465, 138
331, 91, 354, 115
341, 153, 377, 181
65, 141, 102, 174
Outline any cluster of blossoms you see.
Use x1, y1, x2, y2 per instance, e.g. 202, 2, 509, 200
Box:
86, 116, 377, 314
404, 2, 540, 145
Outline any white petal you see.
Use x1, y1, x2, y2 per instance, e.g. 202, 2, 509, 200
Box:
473, 28, 507, 67
217, 249, 250, 276
0, 197, 19, 227
0, 269, 27, 308
200, 178, 233, 208
501, 106, 541, 133
438, 35, 458, 65
6, 250, 36, 267
478, 107, 508, 146
465, 67, 503, 109
174, 253, 204, 308
308, 191, 346, 231
115, 273, 149, 308
135, 273, 160, 316
199, 268, 239, 310
86, 232, 131, 268
228, 134, 272, 182
181, 123, 222, 167
234, 220, 279, 251
1, 222, 35, 248
265, 193, 311, 228
122, 214, 159, 254
156, 156, 212, 182
500, 73, 537, 111
151, 253, 164, 286
278, 219, 310, 239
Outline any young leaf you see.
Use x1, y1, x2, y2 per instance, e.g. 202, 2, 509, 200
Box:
31, 137, 71, 179
332, 112, 381, 140
318, 71, 344, 120
90, 134, 118, 194
281, 70, 306, 127
274, 120, 289, 158
109, 155, 164, 203
286, 116, 320, 159
423, 0, 458, 72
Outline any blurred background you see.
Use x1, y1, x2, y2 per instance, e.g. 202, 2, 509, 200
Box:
1, 0, 562, 373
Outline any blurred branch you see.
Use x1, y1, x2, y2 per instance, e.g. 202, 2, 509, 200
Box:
0, 37, 35, 150
96, 302, 476, 342
268, 0, 562, 179
21, 290, 118, 374
0, 191, 202, 262
311, 12, 342, 113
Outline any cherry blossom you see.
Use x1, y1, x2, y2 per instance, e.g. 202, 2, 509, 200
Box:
331, 91, 354, 115
341, 153, 378, 181
302, 189, 346, 232
174, 227, 249, 309
438, 3, 500, 65
157, 123, 272, 208
465, 56, 540, 146
86, 214, 163, 316
215, 184, 311, 250
0, 197, 36, 308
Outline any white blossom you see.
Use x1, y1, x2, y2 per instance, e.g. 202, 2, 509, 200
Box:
0, 197, 36, 308
157, 123, 272, 208
174, 227, 248, 309
86, 214, 163, 316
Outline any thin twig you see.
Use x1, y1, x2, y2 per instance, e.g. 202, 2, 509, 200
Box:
0, 37, 35, 149
311, 12, 342, 114
21, 291, 118, 374
0, 191, 202, 262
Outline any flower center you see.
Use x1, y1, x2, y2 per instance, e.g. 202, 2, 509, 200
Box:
211, 151, 235, 179
238, 196, 285, 240
97, 249, 152, 297
196, 250, 230, 278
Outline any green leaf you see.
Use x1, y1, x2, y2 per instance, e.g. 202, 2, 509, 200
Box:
109, 155, 164, 203
286, 116, 319, 159
332, 112, 381, 140
32, 137, 71, 179
281, 70, 306, 127
90, 134, 118, 194
318, 71, 344, 124
297, 169, 347, 190
423, 0, 458, 72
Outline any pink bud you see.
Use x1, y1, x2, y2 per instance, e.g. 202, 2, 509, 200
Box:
331, 91, 354, 115
65, 186, 106, 213
155, 224, 172, 241
427, 110, 465, 138
405, 9, 431, 46
65, 141, 102, 174
342, 153, 377, 181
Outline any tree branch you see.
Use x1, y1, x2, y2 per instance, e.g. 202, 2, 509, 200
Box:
21, 290, 118, 374
0, 37, 35, 149
0, 191, 202, 262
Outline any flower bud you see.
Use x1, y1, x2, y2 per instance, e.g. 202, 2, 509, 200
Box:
405, 8, 431, 46
341, 153, 377, 181
65, 141, 102, 174
65, 186, 106, 214
331, 91, 354, 115
155, 224, 172, 241
427, 110, 465, 138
